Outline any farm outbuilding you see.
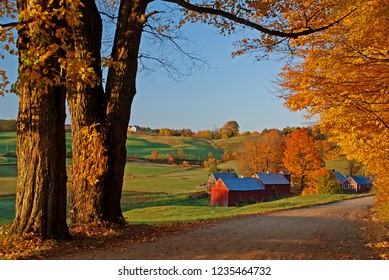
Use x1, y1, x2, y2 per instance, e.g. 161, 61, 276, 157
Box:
279, 169, 291, 182
207, 172, 238, 193
211, 178, 265, 207
331, 170, 346, 186
128, 125, 141, 133
253, 173, 291, 198
342, 176, 372, 193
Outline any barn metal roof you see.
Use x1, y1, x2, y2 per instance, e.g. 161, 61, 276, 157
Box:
213, 172, 239, 181
255, 173, 290, 185
348, 176, 372, 185
221, 178, 265, 191
332, 171, 346, 182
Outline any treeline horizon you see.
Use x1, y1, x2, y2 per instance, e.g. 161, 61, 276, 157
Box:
128, 121, 310, 140
0, 119, 17, 132
1, 118, 316, 140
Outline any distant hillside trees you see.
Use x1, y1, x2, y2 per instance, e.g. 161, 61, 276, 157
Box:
151, 150, 159, 161
220, 120, 240, 139
135, 127, 194, 137
193, 129, 220, 140
0, 120, 17, 132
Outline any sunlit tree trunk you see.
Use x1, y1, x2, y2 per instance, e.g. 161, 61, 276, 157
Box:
66, 0, 108, 224
67, 0, 148, 224
12, 0, 70, 239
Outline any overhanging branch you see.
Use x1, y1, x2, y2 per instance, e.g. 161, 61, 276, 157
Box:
0, 18, 34, 29
163, 0, 356, 38
0, 21, 19, 29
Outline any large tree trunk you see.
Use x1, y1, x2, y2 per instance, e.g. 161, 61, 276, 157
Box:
66, 0, 149, 224
66, 0, 108, 224
12, 0, 70, 239
102, 0, 148, 222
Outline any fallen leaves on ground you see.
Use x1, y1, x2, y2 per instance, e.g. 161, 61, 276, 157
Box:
363, 212, 389, 260
0, 225, 56, 260
0, 219, 214, 260
46, 220, 213, 259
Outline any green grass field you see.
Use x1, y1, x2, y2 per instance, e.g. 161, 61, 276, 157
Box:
0, 132, 224, 160
0, 132, 17, 156
0, 195, 15, 223
213, 135, 254, 151
0, 132, 352, 225
125, 134, 223, 160
325, 156, 350, 175
122, 162, 209, 193
0, 164, 17, 196
0, 161, 212, 224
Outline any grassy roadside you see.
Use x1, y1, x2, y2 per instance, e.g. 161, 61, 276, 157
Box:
123, 193, 367, 224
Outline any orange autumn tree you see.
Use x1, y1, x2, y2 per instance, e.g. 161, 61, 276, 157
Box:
283, 128, 323, 191
279, 0, 389, 220
238, 130, 285, 175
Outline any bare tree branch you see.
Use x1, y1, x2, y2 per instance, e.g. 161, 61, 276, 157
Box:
163, 0, 356, 38
0, 19, 34, 29
99, 11, 118, 20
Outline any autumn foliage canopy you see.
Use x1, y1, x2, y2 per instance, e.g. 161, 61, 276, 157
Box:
280, 0, 389, 220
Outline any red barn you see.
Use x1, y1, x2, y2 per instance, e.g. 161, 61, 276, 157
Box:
211, 178, 265, 207
253, 173, 291, 198
206, 172, 238, 193
342, 176, 372, 193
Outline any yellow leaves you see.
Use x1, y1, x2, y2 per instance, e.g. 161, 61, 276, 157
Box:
71, 123, 108, 189
66, 50, 101, 87
278, 0, 389, 213
15, 0, 91, 91
0, 225, 55, 260
0, 69, 10, 96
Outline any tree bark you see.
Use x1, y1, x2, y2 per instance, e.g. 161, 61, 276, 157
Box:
66, 0, 148, 224
66, 0, 108, 224
102, 0, 148, 222
12, 0, 70, 239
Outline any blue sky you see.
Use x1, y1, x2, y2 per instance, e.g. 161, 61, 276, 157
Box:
0, 22, 308, 133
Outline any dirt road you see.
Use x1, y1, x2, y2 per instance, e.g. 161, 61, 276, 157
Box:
53, 196, 378, 260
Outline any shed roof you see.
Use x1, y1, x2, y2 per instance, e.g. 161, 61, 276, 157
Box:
332, 171, 346, 182
255, 173, 290, 185
213, 172, 238, 181
279, 169, 290, 175
349, 176, 372, 185
221, 178, 265, 191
